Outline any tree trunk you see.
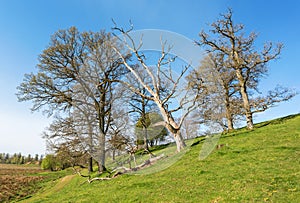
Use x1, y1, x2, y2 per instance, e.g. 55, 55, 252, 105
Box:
245, 110, 254, 130
240, 86, 254, 130
97, 88, 107, 173
88, 156, 93, 173
157, 102, 187, 152
143, 126, 149, 151
236, 69, 254, 130
97, 131, 106, 173
98, 161, 106, 173
112, 150, 115, 161
226, 116, 234, 131
174, 130, 186, 152
224, 88, 234, 131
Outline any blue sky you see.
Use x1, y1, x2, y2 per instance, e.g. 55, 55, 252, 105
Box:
0, 0, 299, 155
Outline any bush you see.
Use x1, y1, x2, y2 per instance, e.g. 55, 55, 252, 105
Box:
41, 154, 60, 171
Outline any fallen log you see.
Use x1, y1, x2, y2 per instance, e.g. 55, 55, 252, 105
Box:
75, 153, 165, 183
112, 153, 165, 173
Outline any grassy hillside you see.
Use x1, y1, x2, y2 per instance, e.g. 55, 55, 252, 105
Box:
21, 114, 300, 202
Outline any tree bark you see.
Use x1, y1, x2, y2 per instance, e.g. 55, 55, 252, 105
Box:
157, 103, 187, 152
97, 132, 106, 173
112, 150, 115, 161
226, 111, 234, 131
224, 93, 234, 131
142, 126, 149, 151
98, 160, 106, 173
236, 69, 254, 130
174, 130, 186, 152
88, 156, 93, 173
97, 85, 108, 173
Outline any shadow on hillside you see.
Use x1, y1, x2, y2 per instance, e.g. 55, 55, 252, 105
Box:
256, 113, 299, 129
191, 137, 206, 147
137, 114, 300, 151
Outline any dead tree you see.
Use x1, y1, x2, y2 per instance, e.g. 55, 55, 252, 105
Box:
111, 23, 202, 152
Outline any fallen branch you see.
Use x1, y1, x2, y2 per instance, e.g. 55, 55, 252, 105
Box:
87, 177, 111, 183
72, 167, 90, 178
112, 153, 165, 174
75, 154, 165, 183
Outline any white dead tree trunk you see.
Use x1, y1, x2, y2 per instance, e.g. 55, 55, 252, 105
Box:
111, 24, 201, 152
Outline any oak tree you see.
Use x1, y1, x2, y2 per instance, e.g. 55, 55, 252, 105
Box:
17, 27, 128, 172
198, 9, 296, 129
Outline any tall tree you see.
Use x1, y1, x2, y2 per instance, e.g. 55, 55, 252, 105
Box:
198, 9, 296, 129
17, 27, 127, 172
112, 24, 201, 152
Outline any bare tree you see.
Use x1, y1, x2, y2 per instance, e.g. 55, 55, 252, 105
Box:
111, 24, 201, 152
17, 27, 128, 172
198, 9, 296, 129
42, 116, 90, 171
189, 53, 243, 131
106, 102, 133, 158
250, 86, 296, 114
181, 114, 199, 139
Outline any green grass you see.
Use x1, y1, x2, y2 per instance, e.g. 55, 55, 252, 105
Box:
21, 114, 300, 202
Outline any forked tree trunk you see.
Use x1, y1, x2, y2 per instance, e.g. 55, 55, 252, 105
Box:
157, 104, 187, 152
236, 69, 254, 130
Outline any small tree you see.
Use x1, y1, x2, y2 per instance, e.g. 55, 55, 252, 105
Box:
135, 112, 168, 147
41, 154, 57, 171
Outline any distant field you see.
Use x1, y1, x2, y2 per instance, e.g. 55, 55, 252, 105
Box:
19, 114, 300, 203
0, 164, 71, 203
0, 164, 45, 202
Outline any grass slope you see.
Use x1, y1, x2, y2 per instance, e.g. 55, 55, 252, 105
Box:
22, 114, 300, 202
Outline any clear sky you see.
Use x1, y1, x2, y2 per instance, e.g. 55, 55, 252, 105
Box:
0, 0, 299, 155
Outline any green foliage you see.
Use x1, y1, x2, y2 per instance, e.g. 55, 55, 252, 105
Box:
0, 152, 42, 165
41, 154, 62, 171
41, 154, 54, 171
135, 112, 168, 146
20, 114, 300, 202
41, 153, 74, 171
